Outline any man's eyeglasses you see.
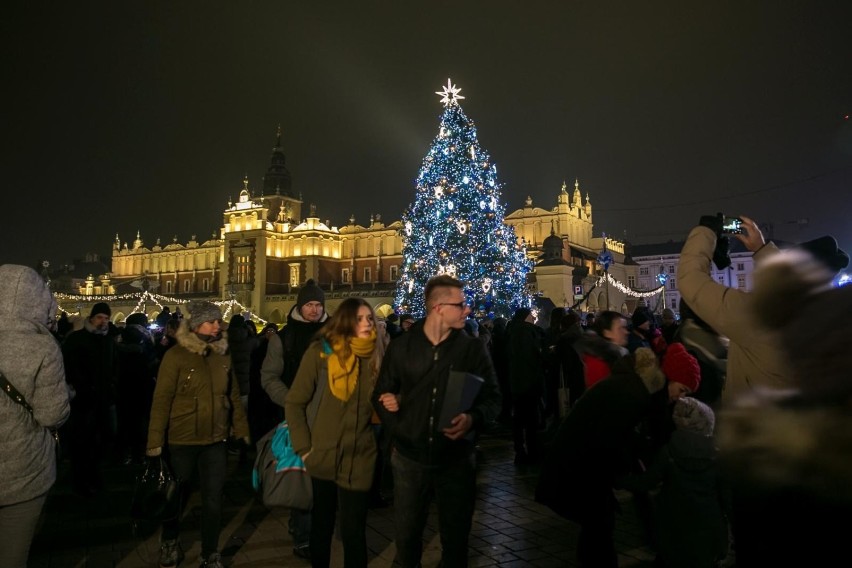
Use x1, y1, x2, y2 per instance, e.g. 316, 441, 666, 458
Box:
437, 302, 468, 310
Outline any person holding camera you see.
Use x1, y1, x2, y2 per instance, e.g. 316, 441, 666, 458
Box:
677, 214, 789, 400
679, 214, 848, 400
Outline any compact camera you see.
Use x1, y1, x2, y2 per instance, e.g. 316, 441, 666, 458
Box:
721, 216, 744, 235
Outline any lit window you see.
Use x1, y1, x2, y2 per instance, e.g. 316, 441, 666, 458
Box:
289, 263, 300, 288
668, 265, 675, 274
669, 278, 676, 290
235, 254, 250, 283
166, 281, 173, 293
390, 265, 399, 281
364, 267, 372, 282
342, 269, 350, 284
628, 275, 636, 288
639, 267, 649, 276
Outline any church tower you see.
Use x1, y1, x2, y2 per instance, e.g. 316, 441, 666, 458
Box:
259, 126, 302, 223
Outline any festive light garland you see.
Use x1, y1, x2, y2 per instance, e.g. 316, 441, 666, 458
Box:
597, 273, 664, 298
54, 291, 267, 325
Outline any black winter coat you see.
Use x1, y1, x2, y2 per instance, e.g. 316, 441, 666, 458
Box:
62, 322, 118, 405
227, 323, 257, 396
536, 348, 665, 522
372, 321, 500, 466
507, 320, 545, 395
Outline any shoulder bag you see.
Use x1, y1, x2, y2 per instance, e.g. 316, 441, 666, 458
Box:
0, 370, 61, 455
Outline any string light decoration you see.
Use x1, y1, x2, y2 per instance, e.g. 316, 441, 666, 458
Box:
597, 273, 664, 298
54, 291, 268, 325
395, 79, 533, 318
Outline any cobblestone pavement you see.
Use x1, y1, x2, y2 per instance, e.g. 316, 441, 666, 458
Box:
30, 432, 655, 567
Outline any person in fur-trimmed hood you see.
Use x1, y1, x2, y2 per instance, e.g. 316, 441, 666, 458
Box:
718, 244, 852, 568
536, 347, 666, 568
146, 301, 249, 568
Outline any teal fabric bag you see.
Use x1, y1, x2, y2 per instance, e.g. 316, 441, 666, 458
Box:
252, 421, 312, 509
271, 421, 306, 472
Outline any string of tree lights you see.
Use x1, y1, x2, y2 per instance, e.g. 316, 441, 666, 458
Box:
394, 80, 533, 318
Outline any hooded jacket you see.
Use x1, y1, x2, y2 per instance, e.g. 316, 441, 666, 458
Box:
0, 265, 70, 505
147, 321, 248, 448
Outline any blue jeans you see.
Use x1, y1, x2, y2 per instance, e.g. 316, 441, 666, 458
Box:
162, 442, 228, 558
391, 451, 476, 568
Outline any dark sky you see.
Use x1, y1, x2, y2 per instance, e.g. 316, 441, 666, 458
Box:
3, 1, 851, 268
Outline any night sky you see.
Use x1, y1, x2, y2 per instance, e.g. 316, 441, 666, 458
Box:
4, 1, 851, 268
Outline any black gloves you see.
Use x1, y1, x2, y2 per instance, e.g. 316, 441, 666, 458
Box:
713, 236, 732, 270
699, 214, 723, 238
699, 213, 731, 269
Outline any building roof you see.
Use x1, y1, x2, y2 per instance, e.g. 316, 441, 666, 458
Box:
630, 237, 752, 259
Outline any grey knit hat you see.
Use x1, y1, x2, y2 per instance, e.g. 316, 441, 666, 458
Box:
186, 301, 223, 329
672, 397, 716, 436
296, 279, 325, 310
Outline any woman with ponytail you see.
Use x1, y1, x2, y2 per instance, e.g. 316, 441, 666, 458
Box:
285, 298, 385, 568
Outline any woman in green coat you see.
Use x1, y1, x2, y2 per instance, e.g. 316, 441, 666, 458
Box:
285, 298, 385, 568
147, 301, 249, 568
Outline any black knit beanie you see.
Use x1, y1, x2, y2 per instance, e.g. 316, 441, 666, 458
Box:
296, 279, 325, 309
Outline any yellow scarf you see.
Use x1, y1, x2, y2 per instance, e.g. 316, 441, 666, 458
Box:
323, 329, 376, 401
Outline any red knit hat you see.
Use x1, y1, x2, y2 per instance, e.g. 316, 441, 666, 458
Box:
662, 343, 701, 393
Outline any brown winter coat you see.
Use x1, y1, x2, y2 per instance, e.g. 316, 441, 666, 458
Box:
147, 322, 248, 448
285, 341, 377, 492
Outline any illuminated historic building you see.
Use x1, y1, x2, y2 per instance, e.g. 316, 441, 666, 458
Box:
95, 130, 646, 323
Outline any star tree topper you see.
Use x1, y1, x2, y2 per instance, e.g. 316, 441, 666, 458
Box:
436, 78, 465, 107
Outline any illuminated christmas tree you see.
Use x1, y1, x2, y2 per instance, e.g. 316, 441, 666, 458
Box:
395, 79, 533, 318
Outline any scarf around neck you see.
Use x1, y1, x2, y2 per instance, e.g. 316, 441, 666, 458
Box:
322, 330, 376, 401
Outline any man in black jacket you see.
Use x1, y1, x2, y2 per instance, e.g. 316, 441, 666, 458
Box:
62, 302, 118, 496
373, 275, 501, 568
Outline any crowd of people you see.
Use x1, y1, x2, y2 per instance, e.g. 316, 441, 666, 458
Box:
1, 212, 849, 568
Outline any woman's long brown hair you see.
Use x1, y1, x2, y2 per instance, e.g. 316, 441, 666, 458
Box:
320, 297, 386, 379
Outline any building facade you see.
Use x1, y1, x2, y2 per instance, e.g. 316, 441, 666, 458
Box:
630, 239, 757, 314
69, 130, 653, 322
